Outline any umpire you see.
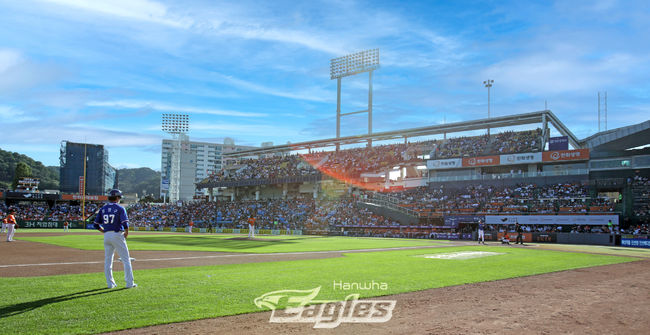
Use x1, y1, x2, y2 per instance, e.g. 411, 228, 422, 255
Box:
515, 221, 524, 245
94, 189, 137, 289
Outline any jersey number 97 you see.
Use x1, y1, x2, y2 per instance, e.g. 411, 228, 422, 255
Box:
103, 214, 116, 224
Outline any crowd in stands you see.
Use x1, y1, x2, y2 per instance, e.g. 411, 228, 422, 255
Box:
493, 129, 542, 154
632, 175, 650, 221
0, 202, 100, 221
209, 155, 319, 182
126, 198, 400, 231
382, 182, 615, 215
202, 129, 543, 184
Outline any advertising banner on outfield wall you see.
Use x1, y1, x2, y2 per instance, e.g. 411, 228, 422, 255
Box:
542, 149, 589, 162
485, 215, 618, 226
19, 220, 84, 229
621, 235, 650, 248
426, 158, 463, 170
499, 152, 542, 165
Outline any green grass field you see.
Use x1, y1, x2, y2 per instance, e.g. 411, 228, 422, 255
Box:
0, 233, 641, 334
18, 233, 444, 253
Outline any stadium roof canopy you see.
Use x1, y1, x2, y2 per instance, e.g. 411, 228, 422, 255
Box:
580, 120, 650, 152
224, 110, 579, 158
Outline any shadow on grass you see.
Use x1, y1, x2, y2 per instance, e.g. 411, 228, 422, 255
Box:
0, 288, 126, 317
128, 236, 298, 250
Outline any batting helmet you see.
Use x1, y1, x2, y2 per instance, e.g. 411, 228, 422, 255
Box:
109, 189, 123, 198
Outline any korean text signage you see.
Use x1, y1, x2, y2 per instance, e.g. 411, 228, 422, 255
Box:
462, 156, 499, 167
621, 235, 650, 248
500, 152, 542, 165
542, 149, 589, 162
427, 149, 589, 170
61, 194, 108, 201
485, 215, 617, 226
426, 158, 462, 170
19, 220, 84, 229
549, 136, 569, 151
5, 192, 59, 201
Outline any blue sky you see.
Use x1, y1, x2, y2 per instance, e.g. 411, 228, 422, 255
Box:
1, 0, 649, 170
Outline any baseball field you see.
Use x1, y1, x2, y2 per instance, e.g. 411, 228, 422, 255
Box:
1, 231, 648, 334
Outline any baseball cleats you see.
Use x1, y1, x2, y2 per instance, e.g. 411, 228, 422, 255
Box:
126, 283, 138, 289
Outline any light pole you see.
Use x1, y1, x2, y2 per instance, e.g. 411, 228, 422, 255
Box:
483, 79, 494, 136
330, 49, 380, 150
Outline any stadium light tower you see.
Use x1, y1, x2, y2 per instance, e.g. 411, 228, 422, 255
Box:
330, 49, 380, 150
162, 113, 189, 203
483, 79, 494, 136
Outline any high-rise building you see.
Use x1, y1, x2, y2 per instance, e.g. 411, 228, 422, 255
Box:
59, 141, 116, 195
160, 138, 256, 201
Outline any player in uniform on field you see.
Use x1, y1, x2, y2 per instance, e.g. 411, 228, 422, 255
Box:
1, 216, 7, 233
188, 220, 194, 234
63, 220, 69, 232
478, 219, 485, 244
247, 215, 256, 238
94, 189, 137, 289
6, 209, 18, 242
515, 221, 524, 245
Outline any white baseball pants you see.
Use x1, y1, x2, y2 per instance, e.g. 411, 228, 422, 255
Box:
6, 225, 15, 241
104, 231, 135, 288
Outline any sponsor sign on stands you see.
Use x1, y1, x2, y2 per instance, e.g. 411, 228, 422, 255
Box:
426, 158, 462, 170
61, 194, 108, 201
500, 152, 542, 165
462, 155, 499, 167
542, 149, 589, 162
485, 215, 617, 226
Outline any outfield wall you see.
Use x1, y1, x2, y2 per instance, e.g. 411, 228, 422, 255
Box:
17, 220, 85, 229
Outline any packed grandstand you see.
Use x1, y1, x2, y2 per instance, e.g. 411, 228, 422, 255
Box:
2, 112, 649, 241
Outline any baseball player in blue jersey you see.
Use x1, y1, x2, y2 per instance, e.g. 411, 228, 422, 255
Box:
94, 189, 137, 289
478, 219, 486, 244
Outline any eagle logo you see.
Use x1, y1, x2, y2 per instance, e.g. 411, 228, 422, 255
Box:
254, 287, 322, 310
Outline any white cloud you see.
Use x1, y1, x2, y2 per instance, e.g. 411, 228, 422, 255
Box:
40, 0, 192, 28
0, 105, 38, 122
482, 52, 643, 95
0, 48, 67, 94
86, 100, 267, 118
212, 73, 331, 102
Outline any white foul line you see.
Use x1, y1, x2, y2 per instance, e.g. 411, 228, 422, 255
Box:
0, 245, 441, 269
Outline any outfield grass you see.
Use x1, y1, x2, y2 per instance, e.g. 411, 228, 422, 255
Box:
17, 234, 445, 253
0, 245, 638, 335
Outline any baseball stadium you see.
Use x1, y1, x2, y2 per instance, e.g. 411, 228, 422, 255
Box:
2, 103, 650, 334
2, 3, 650, 334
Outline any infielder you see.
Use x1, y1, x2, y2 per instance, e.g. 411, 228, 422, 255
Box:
63, 220, 69, 232
94, 189, 137, 289
478, 219, 485, 244
6, 209, 18, 242
247, 215, 256, 238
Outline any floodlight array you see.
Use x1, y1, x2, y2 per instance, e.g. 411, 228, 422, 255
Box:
161, 113, 190, 134
330, 49, 380, 79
